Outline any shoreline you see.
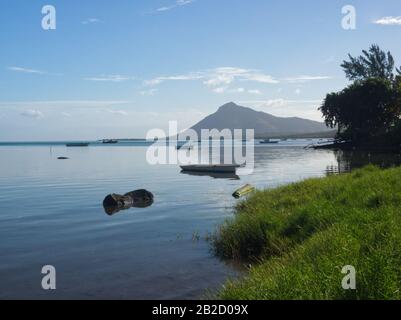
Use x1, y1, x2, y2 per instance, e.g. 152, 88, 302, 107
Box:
212, 165, 401, 300
313, 141, 401, 153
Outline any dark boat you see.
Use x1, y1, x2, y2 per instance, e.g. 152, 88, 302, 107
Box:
260, 139, 279, 144
180, 164, 240, 173
66, 142, 90, 147
102, 139, 118, 144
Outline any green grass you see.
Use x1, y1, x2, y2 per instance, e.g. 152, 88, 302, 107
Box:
212, 165, 401, 300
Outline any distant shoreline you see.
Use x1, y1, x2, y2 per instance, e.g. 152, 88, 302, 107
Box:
314, 141, 401, 153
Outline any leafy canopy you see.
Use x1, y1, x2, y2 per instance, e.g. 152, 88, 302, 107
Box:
341, 44, 400, 81
320, 45, 401, 144
319, 78, 400, 142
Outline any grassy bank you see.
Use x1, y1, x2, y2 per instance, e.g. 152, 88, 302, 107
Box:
213, 165, 401, 300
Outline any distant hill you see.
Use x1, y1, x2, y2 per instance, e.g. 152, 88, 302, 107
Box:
190, 102, 333, 138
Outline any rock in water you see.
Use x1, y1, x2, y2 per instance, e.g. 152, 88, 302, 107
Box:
103, 189, 154, 215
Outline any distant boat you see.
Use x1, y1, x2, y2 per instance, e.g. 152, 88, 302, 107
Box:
102, 139, 118, 144
176, 145, 194, 150
66, 143, 89, 147
260, 139, 279, 144
180, 164, 240, 173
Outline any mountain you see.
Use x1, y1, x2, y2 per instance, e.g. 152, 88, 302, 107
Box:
190, 102, 333, 138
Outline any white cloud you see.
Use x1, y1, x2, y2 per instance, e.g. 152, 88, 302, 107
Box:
243, 73, 278, 84
238, 99, 324, 121
157, 7, 171, 12
84, 75, 133, 82
144, 67, 279, 93
140, 88, 158, 96
284, 75, 332, 83
107, 109, 128, 116
248, 89, 261, 95
258, 99, 287, 108
295, 88, 302, 95
144, 73, 203, 86
82, 18, 101, 25
156, 0, 195, 12
204, 67, 279, 87
0, 100, 131, 109
8, 66, 47, 75
20, 109, 44, 119
374, 16, 401, 25
212, 87, 227, 94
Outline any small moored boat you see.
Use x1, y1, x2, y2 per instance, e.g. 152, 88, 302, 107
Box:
260, 139, 279, 144
66, 142, 89, 147
102, 139, 118, 144
176, 145, 194, 150
180, 164, 240, 173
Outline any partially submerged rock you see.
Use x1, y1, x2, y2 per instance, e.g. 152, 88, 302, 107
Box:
103, 189, 154, 215
57, 157, 69, 160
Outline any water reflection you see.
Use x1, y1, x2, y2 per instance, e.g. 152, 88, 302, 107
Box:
327, 150, 401, 175
180, 170, 240, 180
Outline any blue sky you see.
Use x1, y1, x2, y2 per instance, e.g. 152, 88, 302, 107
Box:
1, 0, 401, 140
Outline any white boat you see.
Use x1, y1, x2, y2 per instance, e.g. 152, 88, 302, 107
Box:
180, 164, 240, 173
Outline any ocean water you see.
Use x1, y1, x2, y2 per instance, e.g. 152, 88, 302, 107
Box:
0, 140, 400, 299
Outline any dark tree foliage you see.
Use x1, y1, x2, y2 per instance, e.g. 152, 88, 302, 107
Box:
341, 45, 396, 81
319, 78, 401, 142
320, 45, 401, 146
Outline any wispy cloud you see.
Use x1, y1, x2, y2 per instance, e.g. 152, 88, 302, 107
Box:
144, 67, 279, 93
144, 68, 332, 94
84, 75, 134, 82
140, 88, 158, 96
240, 99, 322, 108
7, 66, 62, 76
238, 99, 324, 121
374, 16, 401, 26
107, 109, 128, 116
156, 0, 195, 12
20, 109, 44, 119
211, 87, 261, 95
82, 18, 101, 25
212, 87, 227, 94
8, 66, 47, 75
283, 75, 332, 83
203, 67, 279, 87
144, 73, 203, 86
0, 100, 131, 109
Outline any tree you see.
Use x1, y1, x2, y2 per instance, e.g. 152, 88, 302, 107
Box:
341, 45, 396, 81
319, 78, 401, 143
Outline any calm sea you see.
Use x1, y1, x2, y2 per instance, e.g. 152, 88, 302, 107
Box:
0, 140, 400, 299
